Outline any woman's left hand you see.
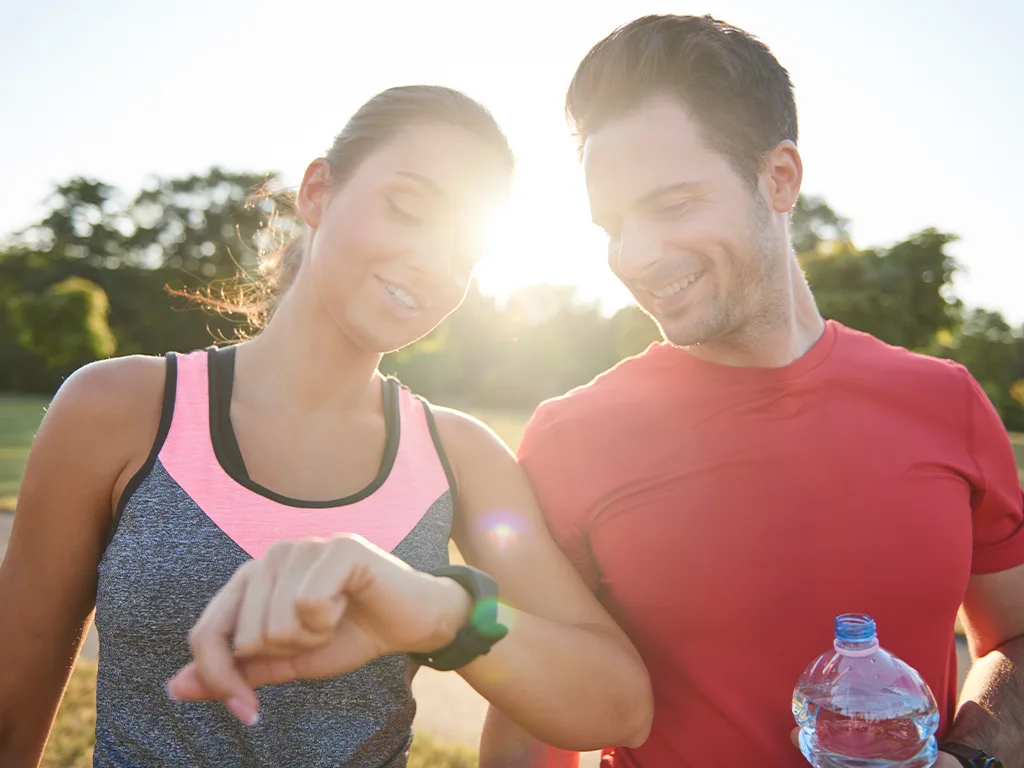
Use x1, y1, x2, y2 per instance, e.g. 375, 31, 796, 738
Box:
165, 534, 470, 725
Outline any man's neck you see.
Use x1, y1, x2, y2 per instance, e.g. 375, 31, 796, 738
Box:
686, 259, 825, 369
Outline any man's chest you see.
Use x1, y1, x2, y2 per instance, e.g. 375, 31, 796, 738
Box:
583, 405, 974, 651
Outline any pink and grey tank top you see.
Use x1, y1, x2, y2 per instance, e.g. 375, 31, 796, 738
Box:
94, 347, 456, 767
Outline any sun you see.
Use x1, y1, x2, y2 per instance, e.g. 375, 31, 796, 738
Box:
472, 159, 617, 305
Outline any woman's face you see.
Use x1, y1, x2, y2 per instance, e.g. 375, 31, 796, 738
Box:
297, 122, 510, 354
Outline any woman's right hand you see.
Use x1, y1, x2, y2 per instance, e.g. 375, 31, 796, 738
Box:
166, 534, 472, 724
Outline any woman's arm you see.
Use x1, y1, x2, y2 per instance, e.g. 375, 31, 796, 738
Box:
434, 408, 652, 750
170, 408, 652, 751
0, 357, 165, 764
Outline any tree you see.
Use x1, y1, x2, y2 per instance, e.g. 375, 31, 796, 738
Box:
0, 170, 291, 391
124, 168, 289, 279
791, 195, 851, 256
9, 277, 116, 368
609, 305, 661, 359
16, 178, 129, 268
13, 169, 286, 279
936, 308, 1024, 431
2, 174, 1021, 431
802, 229, 960, 351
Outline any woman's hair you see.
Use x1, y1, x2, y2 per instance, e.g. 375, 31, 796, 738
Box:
188, 85, 514, 332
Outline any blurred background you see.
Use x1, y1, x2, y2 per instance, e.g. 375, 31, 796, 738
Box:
1, 0, 1022, 765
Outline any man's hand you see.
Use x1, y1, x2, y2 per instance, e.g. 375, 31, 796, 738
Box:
789, 727, 961, 767
165, 534, 471, 724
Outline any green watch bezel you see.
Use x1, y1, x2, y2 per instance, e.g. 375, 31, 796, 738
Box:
409, 565, 509, 671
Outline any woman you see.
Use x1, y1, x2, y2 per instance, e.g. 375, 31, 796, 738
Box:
0, 85, 652, 767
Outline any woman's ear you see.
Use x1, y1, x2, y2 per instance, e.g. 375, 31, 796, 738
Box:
295, 158, 332, 229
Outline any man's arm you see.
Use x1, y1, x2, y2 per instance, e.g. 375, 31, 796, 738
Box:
939, 367, 1024, 767
941, 560, 1024, 767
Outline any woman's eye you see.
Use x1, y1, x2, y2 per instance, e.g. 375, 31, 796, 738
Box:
387, 196, 423, 225
659, 201, 692, 218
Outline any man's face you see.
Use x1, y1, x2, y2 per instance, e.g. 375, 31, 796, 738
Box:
583, 98, 785, 348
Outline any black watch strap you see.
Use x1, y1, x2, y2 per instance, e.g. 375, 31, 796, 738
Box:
940, 742, 1003, 767
409, 565, 509, 671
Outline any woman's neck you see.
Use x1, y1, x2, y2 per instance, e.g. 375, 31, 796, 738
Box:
235, 278, 384, 414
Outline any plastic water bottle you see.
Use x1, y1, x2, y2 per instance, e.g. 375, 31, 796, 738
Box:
792, 613, 940, 767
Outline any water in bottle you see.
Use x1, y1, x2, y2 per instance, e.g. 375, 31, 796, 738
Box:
792, 613, 939, 767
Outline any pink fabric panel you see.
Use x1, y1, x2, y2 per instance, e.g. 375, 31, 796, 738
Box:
159, 351, 448, 559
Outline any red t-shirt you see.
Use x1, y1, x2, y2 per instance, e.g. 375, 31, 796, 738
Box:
517, 321, 1024, 768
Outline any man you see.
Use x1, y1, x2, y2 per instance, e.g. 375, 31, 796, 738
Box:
480, 14, 1024, 768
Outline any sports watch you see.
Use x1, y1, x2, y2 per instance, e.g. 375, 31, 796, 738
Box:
409, 565, 509, 671
939, 742, 1003, 767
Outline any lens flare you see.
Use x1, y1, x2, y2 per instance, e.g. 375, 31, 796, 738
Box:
480, 508, 526, 551
488, 522, 519, 550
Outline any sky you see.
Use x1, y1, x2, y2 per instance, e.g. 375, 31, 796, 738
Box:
1, 0, 1021, 322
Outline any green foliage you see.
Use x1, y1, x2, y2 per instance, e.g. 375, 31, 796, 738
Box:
16, 169, 282, 278
0, 394, 47, 501
0, 169, 275, 393
1, 174, 1021, 432
381, 284, 660, 408
932, 308, 1024, 431
801, 229, 960, 352
9, 277, 116, 368
791, 195, 851, 255
609, 305, 663, 360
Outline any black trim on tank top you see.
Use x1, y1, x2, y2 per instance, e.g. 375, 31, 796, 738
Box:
417, 396, 460, 515
206, 345, 402, 508
105, 352, 178, 549
208, 344, 249, 479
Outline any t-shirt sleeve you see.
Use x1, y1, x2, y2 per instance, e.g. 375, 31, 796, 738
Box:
517, 402, 601, 592
962, 369, 1024, 574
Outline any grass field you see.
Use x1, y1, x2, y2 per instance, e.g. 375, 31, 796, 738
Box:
0, 394, 47, 509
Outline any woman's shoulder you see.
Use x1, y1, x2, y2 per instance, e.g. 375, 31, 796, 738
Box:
59, 354, 168, 409
46, 354, 173, 450
427, 405, 508, 454
420, 404, 520, 493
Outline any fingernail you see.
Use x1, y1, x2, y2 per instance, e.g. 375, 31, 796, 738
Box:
165, 681, 180, 701
227, 696, 260, 726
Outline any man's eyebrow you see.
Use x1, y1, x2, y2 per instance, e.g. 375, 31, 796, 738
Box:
636, 181, 703, 207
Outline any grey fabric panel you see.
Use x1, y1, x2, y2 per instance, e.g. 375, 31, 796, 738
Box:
94, 460, 453, 767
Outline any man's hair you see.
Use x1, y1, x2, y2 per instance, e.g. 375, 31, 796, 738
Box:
566, 15, 798, 185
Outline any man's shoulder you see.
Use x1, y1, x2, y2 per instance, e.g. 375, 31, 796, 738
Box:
517, 344, 672, 521
833, 323, 969, 392
530, 342, 671, 433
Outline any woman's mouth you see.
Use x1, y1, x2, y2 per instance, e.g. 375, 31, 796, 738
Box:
376, 276, 422, 317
